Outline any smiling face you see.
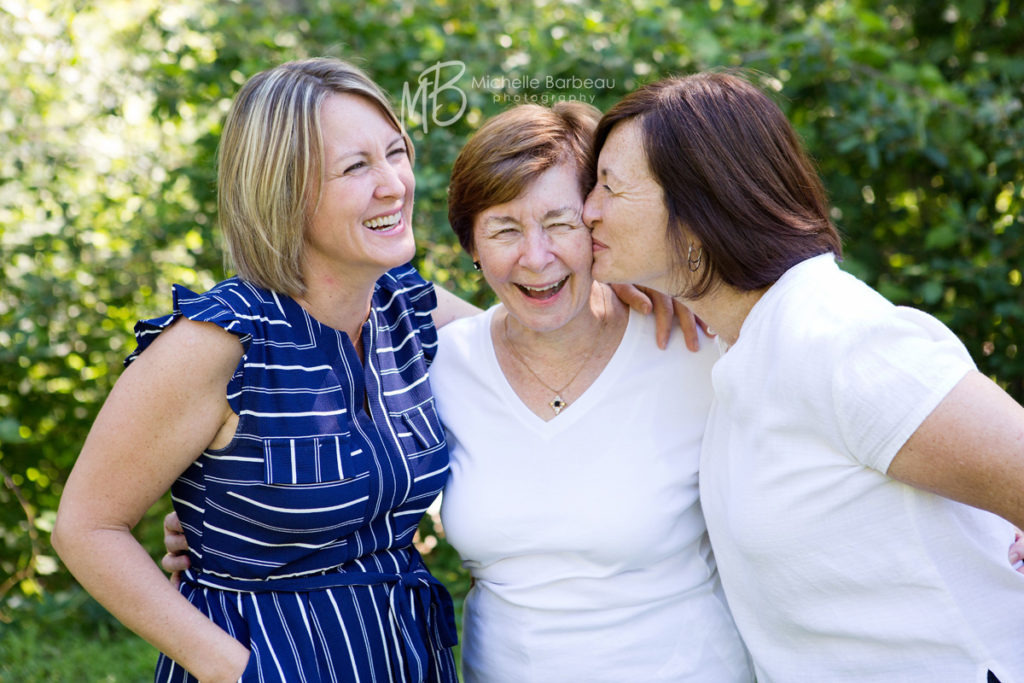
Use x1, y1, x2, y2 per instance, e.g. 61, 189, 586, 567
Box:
472, 162, 594, 333
303, 93, 416, 287
583, 118, 677, 294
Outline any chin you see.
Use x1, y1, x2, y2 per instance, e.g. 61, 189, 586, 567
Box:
591, 260, 625, 285
389, 235, 417, 267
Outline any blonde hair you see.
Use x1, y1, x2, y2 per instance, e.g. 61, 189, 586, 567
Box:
217, 57, 413, 296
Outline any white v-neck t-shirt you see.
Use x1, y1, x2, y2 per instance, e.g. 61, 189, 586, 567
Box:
700, 254, 1024, 683
433, 305, 753, 682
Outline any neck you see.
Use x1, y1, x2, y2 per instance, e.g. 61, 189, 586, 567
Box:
296, 274, 376, 340
682, 283, 766, 347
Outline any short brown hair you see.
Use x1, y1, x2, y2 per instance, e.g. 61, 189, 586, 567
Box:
218, 57, 412, 297
593, 71, 841, 297
448, 101, 600, 255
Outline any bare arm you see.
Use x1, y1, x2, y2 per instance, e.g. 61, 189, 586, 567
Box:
53, 318, 250, 682
432, 284, 482, 329
887, 370, 1024, 530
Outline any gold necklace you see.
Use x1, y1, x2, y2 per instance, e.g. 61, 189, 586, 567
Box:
502, 291, 608, 416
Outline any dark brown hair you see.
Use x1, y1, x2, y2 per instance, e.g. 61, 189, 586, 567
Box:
592, 71, 842, 297
448, 101, 600, 255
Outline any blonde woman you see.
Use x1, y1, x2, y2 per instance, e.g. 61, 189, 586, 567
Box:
54, 58, 472, 683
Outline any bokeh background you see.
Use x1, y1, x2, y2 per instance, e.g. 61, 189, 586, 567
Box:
2, 0, 1022, 678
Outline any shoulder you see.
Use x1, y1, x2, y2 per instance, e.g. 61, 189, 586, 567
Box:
186, 277, 274, 315
373, 264, 444, 364
437, 306, 492, 346
737, 257, 907, 371
629, 308, 721, 372
762, 257, 892, 331
432, 307, 495, 392
375, 263, 436, 314
721, 256, 973, 403
122, 314, 245, 398
127, 277, 270, 366
621, 309, 718, 408
772, 264, 971, 371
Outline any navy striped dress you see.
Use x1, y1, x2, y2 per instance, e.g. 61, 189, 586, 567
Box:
127, 265, 457, 683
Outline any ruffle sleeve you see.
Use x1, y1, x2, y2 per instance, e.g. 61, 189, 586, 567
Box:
379, 263, 439, 364
125, 281, 254, 365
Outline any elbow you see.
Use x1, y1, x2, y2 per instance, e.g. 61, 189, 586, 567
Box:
52, 497, 96, 568
52, 495, 137, 572
51, 503, 77, 563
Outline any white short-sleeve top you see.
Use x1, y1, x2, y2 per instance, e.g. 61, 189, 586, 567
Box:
434, 306, 753, 682
700, 253, 1024, 683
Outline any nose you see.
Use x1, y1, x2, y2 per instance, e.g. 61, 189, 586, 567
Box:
374, 161, 407, 199
582, 188, 601, 228
519, 228, 555, 271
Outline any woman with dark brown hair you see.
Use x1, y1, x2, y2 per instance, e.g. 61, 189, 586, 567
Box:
583, 71, 1024, 682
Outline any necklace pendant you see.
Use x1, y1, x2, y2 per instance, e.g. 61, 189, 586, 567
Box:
550, 395, 567, 415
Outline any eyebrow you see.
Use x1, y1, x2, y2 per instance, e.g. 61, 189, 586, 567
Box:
328, 133, 406, 165
482, 205, 579, 227
481, 215, 520, 228
541, 205, 580, 221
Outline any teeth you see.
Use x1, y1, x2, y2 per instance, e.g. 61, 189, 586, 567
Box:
518, 276, 568, 293
522, 283, 559, 292
363, 212, 401, 229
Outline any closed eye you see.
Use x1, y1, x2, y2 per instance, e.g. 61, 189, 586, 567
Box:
487, 225, 521, 238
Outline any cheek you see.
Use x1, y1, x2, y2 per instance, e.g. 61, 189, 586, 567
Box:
480, 263, 516, 298
475, 244, 513, 285
566, 234, 594, 272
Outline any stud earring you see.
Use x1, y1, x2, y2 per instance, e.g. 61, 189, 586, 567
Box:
472, 261, 481, 271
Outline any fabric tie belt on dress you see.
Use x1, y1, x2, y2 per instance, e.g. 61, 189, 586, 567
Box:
180, 562, 458, 681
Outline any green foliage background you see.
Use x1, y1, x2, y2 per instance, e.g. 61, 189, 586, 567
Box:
1, 0, 1022, 675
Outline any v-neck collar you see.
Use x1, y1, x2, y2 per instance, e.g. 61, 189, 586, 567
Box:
480, 304, 638, 438
279, 290, 377, 415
